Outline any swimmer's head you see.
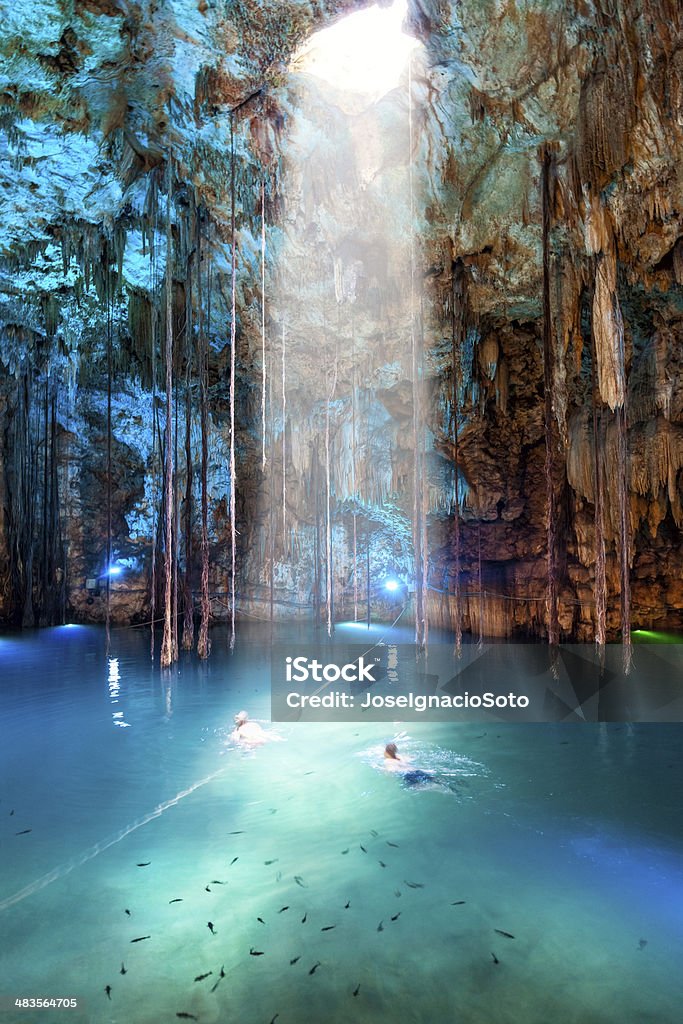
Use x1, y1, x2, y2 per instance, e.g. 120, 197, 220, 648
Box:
384, 742, 400, 760
234, 710, 249, 726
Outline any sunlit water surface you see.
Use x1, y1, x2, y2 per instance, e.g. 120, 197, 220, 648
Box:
1, 624, 682, 1024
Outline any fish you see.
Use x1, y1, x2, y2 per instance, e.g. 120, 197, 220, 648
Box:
104, 986, 112, 1000
341, 848, 349, 855
230, 857, 239, 866
176, 1015, 198, 1021
130, 936, 151, 943
278, 906, 289, 913
269, 1016, 279, 1024
194, 972, 213, 982
250, 948, 265, 956
303, 771, 315, 776
269, 809, 278, 815
494, 929, 515, 939
210, 967, 226, 992
353, 984, 360, 997
359, 845, 367, 853
491, 952, 499, 964
321, 925, 335, 932
344, 901, 350, 909
205, 886, 212, 892
290, 956, 301, 965
638, 938, 648, 950
125, 909, 132, 916
391, 913, 401, 922
228, 830, 244, 834
119, 963, 127, 975
257, 917, 266, 925
15, 829, 32, 835
169, 899, 183, 904
377, 921, 384, 932
301, 912, 307, 923
451, 901, 466, 906
276, 871, 282, 882
207, 922, 216, 935
9, 810, 15, 816
386, 841, 399, 848
370, 829, 378, 837
378, 861, 387, 868
210, 880, 227, 885
294, 876, 307, 887
394, 890, 401, 898
308, 962, 321, 975
136, 862, 150, 867
265, 859, 279, 865
404, 880, 424, 889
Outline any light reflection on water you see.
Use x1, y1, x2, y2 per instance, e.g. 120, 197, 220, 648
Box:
0, 624, 682, 1023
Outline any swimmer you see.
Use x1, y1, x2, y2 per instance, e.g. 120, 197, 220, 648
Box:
383, 742, 435, 787
231, 711, 268, 746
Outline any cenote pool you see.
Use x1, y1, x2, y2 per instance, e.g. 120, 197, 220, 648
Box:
1, 623, 682, 1024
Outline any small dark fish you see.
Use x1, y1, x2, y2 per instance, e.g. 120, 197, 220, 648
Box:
294, 876, 307, 887
119, 963, 127, 975
205, 886, 212, 893
169, 898, 183, 904
404, 880, 424, 889
638, 938, 648, 950
275, 871, 282, 882
308, 962, 321, 975
210, 980, 220, 993
344, 901, 350, 909
250, 948, 265, 956
269, 808, 278, 815
278, 906, 289, 914
386, 841, 399, 848
321, 925, 336, 931
136, 862, 151, 867
370, 829, 378, 837
394, 890, 401, 898
228, 830, 244, 835
290, 956, 301, 965
494, 929, 515, 939
194, 972, 213, 982
220, 966, 226, 977
353, 984, 360, 997
15, 829, 32, 835
265, 859, 279, 865
257, 917, 266, 925
560, 741, 570, 745
359, 845, 367, 853
378, 860, 387, 868
9, 809, 15, 815
475, 733, 487, 739
210, 880, 227, 885
301, 912, 307, 923
207, 922, 216, 935
491, 952, 499, 965
391, 912, 401, 922
104, 985, 112, 1000
125, 908, 132, 916
303, 771, 315, 776
130, 936, 150, 943
176, 1015, 198, 1021
230, 857, 238, 866
341, 848, 349, 855
377, 921, 384, 932
269, 1016, 279, 1024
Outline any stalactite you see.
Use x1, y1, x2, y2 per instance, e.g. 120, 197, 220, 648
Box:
281, 322, 287, 548
590, 319, 607, 658
325, 358, 337, 637
172, 373, 179, 662
451, 260, 465, 657
149, 247, 158, 660
477, 523, 484, 649
541, 146, 559, 649
106, 245, 113, 654
181, 255, 195, 652
269, 348, 275, 626
229, 113, 237, 651
197, 208, 211, 660
617, 405, 632, 673
351, 310, 358, 622
261, 179, 267, 471
160, 157, 175, 670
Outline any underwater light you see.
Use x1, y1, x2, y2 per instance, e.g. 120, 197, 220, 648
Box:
293, 0, 420, 100
106, 565, 123, 577
385, 579, 401, 592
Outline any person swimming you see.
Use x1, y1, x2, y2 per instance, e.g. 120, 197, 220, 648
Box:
383, 742, 434, 787
231, 710, 268, 746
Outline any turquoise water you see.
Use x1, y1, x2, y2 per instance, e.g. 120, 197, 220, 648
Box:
1, 624, 682, 1023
